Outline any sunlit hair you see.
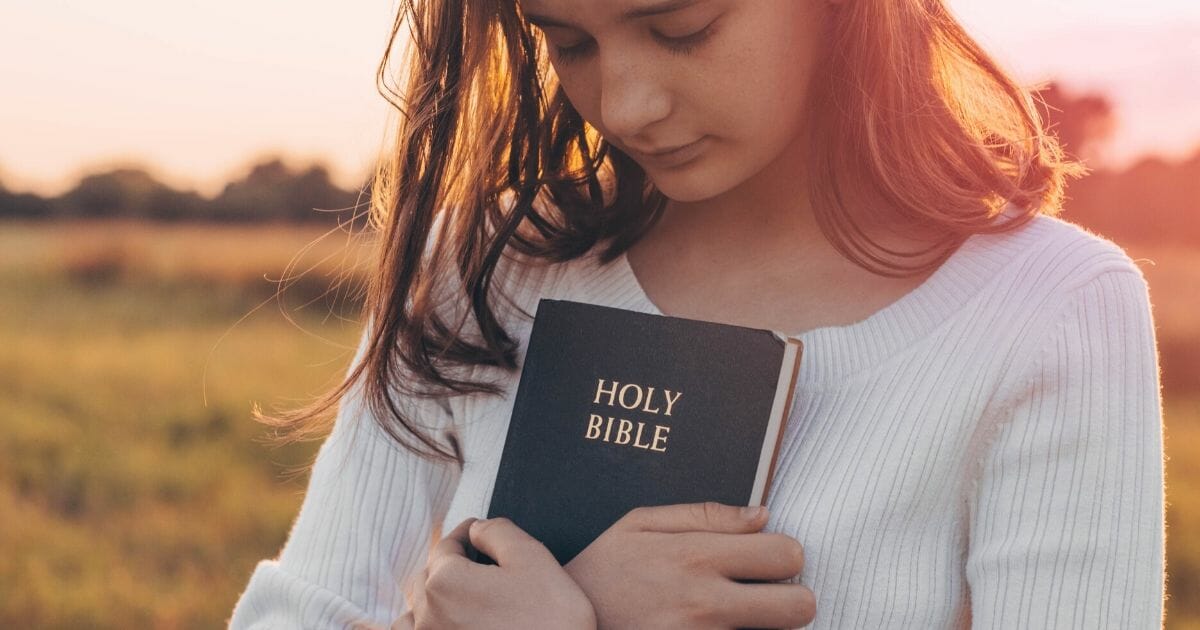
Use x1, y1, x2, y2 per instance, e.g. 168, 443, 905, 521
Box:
256, 0, 1084, 465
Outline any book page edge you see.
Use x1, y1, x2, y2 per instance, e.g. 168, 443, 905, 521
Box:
749, 337, 803, 506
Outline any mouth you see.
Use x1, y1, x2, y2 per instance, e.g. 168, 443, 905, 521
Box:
634, 136, 709, 168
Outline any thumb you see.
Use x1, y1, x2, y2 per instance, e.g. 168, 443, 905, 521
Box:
620, 501, 769, 534
468, 518, 558, 569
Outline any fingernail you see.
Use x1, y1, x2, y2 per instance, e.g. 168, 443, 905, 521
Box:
742, 506, 766, 519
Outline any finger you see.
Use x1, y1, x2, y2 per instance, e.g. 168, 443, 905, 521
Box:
391, 610, 415, 630
468, 517, 557, 569
695, 531, 805, 581
620, 502, 769, 534
711, 581, 817, 629
402, 566, 427, 608
425, 517, 477, 572
408, 567, 430, 622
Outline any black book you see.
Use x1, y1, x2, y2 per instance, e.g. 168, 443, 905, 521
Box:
472, 298, 803, 566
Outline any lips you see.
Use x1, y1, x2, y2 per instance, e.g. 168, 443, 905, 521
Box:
632, 136, 709, 168
648, 140, 700, 155
637, 137, 704, 156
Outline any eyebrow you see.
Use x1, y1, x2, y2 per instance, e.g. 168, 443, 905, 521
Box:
523, 0, 703, 29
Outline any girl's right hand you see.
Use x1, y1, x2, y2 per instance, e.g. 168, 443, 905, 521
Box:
396, 516, 596, 630
564, 502, 816, 629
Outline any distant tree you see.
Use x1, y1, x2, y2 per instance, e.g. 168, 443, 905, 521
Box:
1025, 81, 1200, 247
1032, 82, 1116, 164
1069, 148, 1200, 246
53, 167, 204, 220
145, 187, 207, 222
0, 178, 53, 219
288, 164, 363, 223
56, 168, 155, 218
210, 159, 288, 222
211, 157, 360, 223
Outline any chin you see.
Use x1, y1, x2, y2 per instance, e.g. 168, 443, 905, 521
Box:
647, 163, 739, 203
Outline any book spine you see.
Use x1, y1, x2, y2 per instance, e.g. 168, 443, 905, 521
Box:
749, 338, 803, 506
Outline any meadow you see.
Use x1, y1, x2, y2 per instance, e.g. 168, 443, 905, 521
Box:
0, 219, 1196, 628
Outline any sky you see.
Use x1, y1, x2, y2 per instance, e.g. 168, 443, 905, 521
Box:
1, 0, 1198, 197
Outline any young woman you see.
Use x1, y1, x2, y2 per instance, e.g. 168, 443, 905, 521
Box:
229, 0, 1166, 628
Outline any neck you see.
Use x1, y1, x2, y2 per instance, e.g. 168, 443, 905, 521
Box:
649, 140, 943, 272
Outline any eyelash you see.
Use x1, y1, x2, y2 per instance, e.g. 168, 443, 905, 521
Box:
552, 21, 718, 63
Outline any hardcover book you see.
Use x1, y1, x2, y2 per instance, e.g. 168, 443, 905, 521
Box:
475, 298, 803, 566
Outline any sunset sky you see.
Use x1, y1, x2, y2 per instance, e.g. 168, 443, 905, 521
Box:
2, 0, 1198, 197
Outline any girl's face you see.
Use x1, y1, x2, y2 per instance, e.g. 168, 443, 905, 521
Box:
521, 0, 834, 202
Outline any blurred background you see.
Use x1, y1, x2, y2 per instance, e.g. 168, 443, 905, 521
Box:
1, 0, 1197, 627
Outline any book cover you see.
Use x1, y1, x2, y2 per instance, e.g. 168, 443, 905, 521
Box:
476, 298, 803, 566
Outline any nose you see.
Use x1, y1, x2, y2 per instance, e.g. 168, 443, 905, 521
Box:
598, 52, 672, 141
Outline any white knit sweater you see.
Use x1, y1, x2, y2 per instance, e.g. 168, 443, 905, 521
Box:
228, 214, 1165, 629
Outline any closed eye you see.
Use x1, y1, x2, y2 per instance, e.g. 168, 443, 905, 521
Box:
551, 18, 720, 63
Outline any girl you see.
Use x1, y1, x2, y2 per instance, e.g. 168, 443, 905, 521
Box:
230, 0, 1165, 628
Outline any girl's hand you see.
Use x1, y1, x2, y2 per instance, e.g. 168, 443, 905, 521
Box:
394, 517, 597, 630
564, 502, 816, 629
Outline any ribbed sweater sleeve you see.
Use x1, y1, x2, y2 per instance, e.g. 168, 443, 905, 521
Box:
964, 268, 1165, 628
227, 326, 461, 629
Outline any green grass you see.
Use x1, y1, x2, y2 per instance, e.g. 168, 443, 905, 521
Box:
0, 220, 1196, 627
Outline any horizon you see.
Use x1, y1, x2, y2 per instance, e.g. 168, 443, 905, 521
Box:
2, 0, 1198, 197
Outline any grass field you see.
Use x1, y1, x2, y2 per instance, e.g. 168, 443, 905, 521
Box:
0, 220, 1196, 628
0, 220, 368, 628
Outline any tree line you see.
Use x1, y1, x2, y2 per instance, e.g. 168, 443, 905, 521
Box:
0, 158, 366, 225
1, 83, 1197, 246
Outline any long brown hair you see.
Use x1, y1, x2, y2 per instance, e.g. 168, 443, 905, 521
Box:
255, 0, 1083, 466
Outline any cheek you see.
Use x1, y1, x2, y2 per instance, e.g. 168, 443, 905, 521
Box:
701, 36, 816, 148
759, 53, 815, 134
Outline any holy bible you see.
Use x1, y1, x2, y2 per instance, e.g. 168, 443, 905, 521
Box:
472, 298, 803, 566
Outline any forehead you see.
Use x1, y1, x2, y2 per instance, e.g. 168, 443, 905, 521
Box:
519, 0, 706, 28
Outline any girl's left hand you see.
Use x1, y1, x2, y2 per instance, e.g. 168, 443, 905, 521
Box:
393, 517, 597, 630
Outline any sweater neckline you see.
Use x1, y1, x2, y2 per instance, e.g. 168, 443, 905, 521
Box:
607, 220, 1039, 388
